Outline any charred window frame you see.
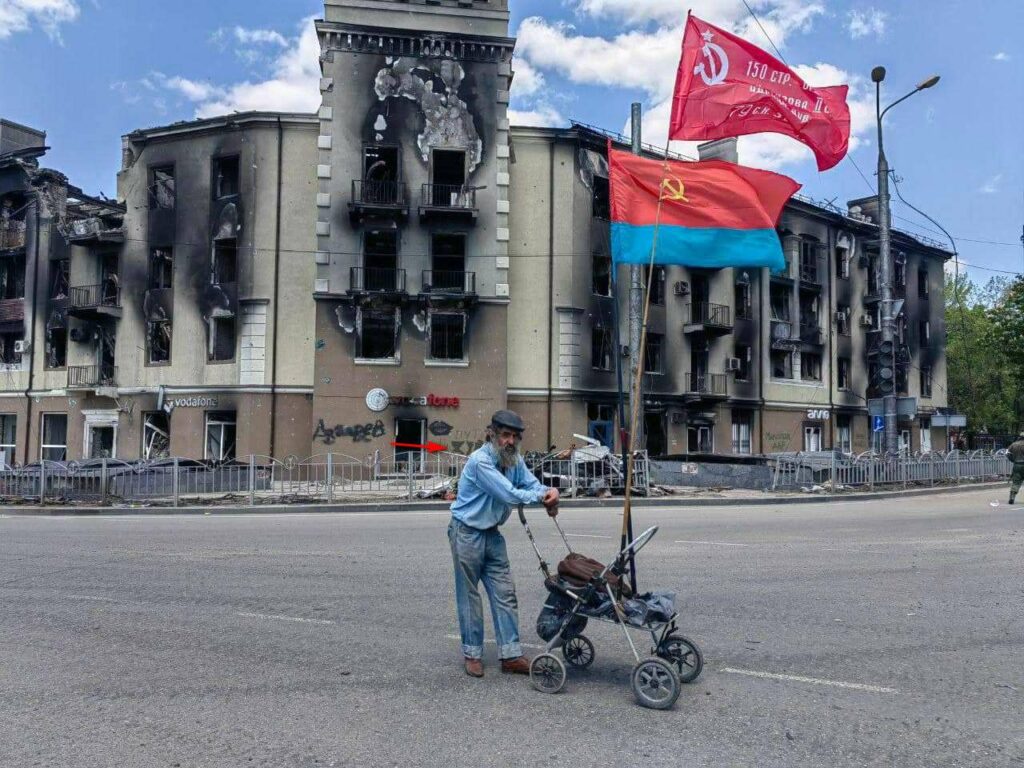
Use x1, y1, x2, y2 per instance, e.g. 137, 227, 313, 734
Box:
836, 245, 850, 279
918, 268, 929, 299
836, 415, 852, 454
838, 357, 851, 390
0, 414, 15, 467
836, 304, 851, 335
734, 344, 751, 381
801, 352, 822, 382
212, 240, 237, 285
645, 265, 666, 305
207, 316, 236, 363
592, 253, 612, 297
149, 165, 175, 210
204, 411, 236, 462
592, 175, 610, 220
45, 323, 66, 370
919, 320, 930, 344
142, 412, 170, 460
920, 366, 933, 398
591, 326, 614, 371
147, 319, 172, 366
0, 331, 23, 366
771, 349, 793, 379
363, 145, 400, 182
0, 253, 26, 299
643, 333, 664, 374
357, 308, 399, 361
769, 284, 790, 321
731, 410, 753, 454
50, 259, 69, 299
428, 311, 467, 362
734, 280, 752, 319
430, 233, 466, 288
149, 247, 174, 289
213, 155, 241, 200
40, 413, 68, 462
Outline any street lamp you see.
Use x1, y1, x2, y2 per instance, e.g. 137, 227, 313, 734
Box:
871, 66, 940, 454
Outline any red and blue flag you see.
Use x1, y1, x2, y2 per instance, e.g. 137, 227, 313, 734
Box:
609, 145, 799, 271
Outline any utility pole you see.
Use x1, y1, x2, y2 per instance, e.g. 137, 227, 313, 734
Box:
629, 102, 645, 449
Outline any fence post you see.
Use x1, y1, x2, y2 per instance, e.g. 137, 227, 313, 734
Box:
868, 457, 874, 492
929, 455, 934, 487
327, 453, 334, 503
40, 459, 46, 506
172, 457, 179, 508
248, 454, 256, 506
407, 459, 414, 500
101, 457, 108, 506
903, 455, 908, 489
954, 450, 960, 485
830, 450, 836, 495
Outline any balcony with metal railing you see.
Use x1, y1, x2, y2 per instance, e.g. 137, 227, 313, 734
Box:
683, 302, 732, 334
0, 220, 26, 251
348, 267, 407, 296
419, 184, 478, 223
68, 284, 122, 319
683, 372, 728, 399
419, 270, 477, 303
348, 179, 409, 224
68, 364, 117, 389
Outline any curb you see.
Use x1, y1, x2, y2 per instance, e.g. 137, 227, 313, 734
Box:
0, 481, 1005, 517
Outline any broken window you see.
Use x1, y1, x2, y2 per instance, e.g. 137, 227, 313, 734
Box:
150, 166, 175, 210
430, 149, 466, 206
100, 253, 120, 306
836, 304, 851, 335
0, 331, 23, 365
587, 403, 615, 449
0, 414, 15, 467
428, 312, 466, 361
213, 156, 240, 199
920, 366, 933, 398
591, 327, 613, 371
918, 268, 929, 299
358, 309, 398, 359
147, 320, 172, 364
769, 284, 790, 321
40, 413, 67, 462
362, 145, 401, 204
431, 234, 465, 290
46, 326, 66, 369
645, 265, 665, 305
0, 254, 26, 299
799, 239, 819, 281
838, 357, 851, 390
836, 245, 850, 279
801, 352, 822, 382
149, 248, 173, 289
643, 333, 663, 374
50, 259, 69, 299
771, 350, 793, 379
592, 175, 610, 220
592, 253, 612, 297
212, 240, 236, 285
142, 412, 170, 460
207, 316, 236, 362
205, 411, 236, 462
734, 344, 751, 381
363, 230, 398, 291
734, 280, 752, 319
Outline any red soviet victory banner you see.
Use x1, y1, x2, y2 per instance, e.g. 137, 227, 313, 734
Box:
669, 14, 851, 171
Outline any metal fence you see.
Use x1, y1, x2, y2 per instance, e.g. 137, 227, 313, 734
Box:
526, 450, 650, 497
771, 450, 1012, 491
0, 452, 471, 507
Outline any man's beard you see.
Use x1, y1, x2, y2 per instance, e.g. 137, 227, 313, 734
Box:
497, 442, 520, 470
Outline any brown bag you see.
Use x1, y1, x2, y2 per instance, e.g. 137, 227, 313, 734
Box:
557, 552, 633, 597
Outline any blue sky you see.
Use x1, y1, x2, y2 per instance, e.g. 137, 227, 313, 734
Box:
1, 0, 1021, 278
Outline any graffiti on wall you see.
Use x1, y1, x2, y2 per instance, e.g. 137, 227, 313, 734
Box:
765, 431, 793, 452
313, 419, 387, 445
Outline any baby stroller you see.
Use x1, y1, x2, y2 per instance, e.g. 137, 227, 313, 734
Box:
517, 506, 703, 709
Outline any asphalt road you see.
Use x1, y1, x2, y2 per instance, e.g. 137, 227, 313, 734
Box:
1, 489, 1021, 768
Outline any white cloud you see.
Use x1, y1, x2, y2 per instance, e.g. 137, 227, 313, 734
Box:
846, 8, 887, 39
0, 0, 79, 41
231, 27, 289, 47
992, 51, 1010, 62
979, 174, 1002, 195
508, 104, 566, 128
511, 56, 545, 97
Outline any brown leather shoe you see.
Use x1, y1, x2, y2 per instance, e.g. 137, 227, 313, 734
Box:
500, 656, 531, 675
464, 657, 484, 678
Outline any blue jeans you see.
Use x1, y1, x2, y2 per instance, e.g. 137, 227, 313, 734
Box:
448, 519, 522, 660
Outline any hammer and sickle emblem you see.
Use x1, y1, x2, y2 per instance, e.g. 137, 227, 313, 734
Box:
660, 177, 689, 202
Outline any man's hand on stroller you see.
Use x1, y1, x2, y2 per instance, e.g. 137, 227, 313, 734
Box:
542, 488, 560, 516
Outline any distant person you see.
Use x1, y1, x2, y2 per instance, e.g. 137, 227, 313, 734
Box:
1007, 432, 1024, 505
448, 410, 559, 678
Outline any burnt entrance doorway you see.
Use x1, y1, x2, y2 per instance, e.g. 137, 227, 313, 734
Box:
395, 417, 426, 472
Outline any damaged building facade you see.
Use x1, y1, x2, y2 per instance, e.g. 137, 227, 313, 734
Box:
0, 0, 951, 464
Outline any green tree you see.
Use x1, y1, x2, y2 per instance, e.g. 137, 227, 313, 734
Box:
987, 275, 1024, 432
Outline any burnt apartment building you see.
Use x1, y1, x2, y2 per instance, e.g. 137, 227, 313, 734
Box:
309, 0, 516, 462
505, 127, 951, 456
0, 114, 318, 464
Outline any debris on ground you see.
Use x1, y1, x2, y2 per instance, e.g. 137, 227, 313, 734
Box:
526, 434, 650, 498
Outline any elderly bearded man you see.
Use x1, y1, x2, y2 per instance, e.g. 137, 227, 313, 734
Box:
448, 410, 560, 677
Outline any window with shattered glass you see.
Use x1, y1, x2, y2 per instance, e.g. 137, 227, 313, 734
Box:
148, 320, 172, 364
150, 166, 175, 210
428, 312, 466, 361
142, 412, 170, 460
358, 308, 398, 359
205, 411, 236, 461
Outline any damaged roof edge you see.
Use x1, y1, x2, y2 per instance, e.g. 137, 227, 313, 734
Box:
124, 111, 319, 143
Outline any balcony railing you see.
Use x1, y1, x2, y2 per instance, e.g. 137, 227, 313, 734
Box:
685, 302, 731, 327
421, 270, 476, 294
351, 179, 408, 207
684, 372, 728, 396
0, 221, 26, 250
69, 284, 121, 311
421, 184, 476, 210
68, 364, 117, 388
349, 267, 406, 293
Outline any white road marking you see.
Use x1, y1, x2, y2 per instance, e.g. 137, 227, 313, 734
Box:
720, 666, 898, 694
673, 540, 749, 547
236, 611, 335, 625
565, 533, 613, 540
65, 594, 116, 602
445, 634, 544, 651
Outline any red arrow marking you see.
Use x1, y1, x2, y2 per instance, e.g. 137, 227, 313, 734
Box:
391, 441, 447, 453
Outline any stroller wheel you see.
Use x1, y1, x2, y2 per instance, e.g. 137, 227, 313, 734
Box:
631, 657, 680, 710
529, 653, 567, 694
657, 635, 704, 684
561, 635, 595, 669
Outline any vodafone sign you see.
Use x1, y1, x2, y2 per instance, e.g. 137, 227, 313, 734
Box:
365, 388, 460, 412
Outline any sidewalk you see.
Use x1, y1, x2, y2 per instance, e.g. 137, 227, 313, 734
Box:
1, 480, 1005, 516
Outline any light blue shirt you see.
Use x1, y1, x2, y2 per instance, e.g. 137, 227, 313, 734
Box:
451, 443, 549, 529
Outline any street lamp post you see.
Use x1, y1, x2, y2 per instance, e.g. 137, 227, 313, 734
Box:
871, 67, 940, 454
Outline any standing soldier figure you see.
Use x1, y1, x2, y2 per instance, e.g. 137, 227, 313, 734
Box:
1008, 432, 1024, 504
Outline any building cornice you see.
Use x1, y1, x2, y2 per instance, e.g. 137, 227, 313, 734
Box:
316, 20, 515, 62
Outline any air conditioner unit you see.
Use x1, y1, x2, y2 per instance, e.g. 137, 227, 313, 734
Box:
725, 357, 742, 372
673, 280, 689, 296
670, 412, 686, 425
13, 340, 28, 354
859, 315, 874, 327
